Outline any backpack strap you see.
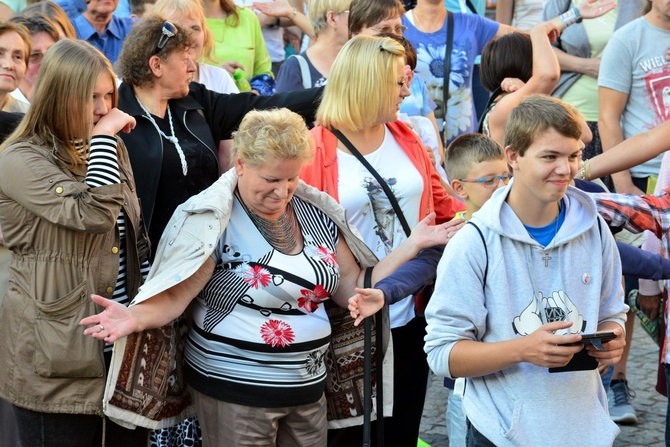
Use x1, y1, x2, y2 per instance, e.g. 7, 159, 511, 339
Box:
291, 54, 312, 89
476, 86, 503, 134
442, 11, 454, 149
464, 0, 477, 14
467, 221, 488, 288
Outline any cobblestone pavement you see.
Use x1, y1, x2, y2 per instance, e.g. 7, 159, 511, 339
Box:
419, 321, 667, 446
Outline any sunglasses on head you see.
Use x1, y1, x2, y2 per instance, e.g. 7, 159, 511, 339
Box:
154, 21, 178, 54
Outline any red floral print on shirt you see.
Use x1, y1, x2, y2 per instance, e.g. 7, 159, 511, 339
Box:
297, 285, 330, 313
239, 264, 272, 289
315, 245, 338, 267
260, 320, 295, 347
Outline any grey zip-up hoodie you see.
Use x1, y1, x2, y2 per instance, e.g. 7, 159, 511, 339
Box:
425, 183, 627, 447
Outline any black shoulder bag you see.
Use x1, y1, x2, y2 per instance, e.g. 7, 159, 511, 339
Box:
331, 129, 412, 237
332, 128, 414, 447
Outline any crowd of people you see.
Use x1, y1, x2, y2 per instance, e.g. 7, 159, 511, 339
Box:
0, 0, 669, 446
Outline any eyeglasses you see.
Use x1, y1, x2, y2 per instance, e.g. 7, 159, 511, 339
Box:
371, 24, 407, 35
459, 173, 512, 189
29, 51, 46, 65
155, 21, 178, 54
396, 77, 408, 89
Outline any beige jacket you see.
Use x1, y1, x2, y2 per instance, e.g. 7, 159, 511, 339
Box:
0, 138, 149, 415
105, 169, 393, 429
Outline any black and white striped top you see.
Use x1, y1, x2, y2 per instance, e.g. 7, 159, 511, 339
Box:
85, 135, 150, 352
184, 195, 341, 407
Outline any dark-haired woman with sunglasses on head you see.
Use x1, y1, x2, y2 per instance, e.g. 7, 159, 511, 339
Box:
115, 16, 322, 254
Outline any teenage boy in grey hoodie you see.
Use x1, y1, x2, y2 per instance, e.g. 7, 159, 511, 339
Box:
424, 95, 628, 447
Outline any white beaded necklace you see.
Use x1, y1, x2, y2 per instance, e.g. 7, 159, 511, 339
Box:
136, 96, 188, 176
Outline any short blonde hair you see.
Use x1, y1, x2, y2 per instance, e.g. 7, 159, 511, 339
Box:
316, 35, 404, 131
232, 108, 314, 167
152, 0, 215, 62
1, 39, 116, 163
309, 0, 352, 36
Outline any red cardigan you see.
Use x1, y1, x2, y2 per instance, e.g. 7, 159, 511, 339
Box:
301, 122, 465, 224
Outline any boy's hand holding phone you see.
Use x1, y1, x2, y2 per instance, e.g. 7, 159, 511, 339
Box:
585, 324, 626, 366
521, 321, 583, 368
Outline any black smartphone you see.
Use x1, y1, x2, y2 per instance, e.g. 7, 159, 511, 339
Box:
562, 331, 616, 348
548, 332, 616, 373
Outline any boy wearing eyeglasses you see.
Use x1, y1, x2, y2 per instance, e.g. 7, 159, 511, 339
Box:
421, 95, 627, 447
446, 133, 511, 221
348, 133, 508, 446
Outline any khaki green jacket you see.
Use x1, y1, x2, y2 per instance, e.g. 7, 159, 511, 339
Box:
0, 137, 149, 415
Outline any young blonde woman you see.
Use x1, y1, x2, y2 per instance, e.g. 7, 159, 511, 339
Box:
0, 38, 149, 447
300, 35, 466, 446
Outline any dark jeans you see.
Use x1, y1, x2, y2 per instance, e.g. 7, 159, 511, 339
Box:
14, 405, 148, 447
0, 398, 20, 446
466, 419, 497, 447
327, 316, 430, 447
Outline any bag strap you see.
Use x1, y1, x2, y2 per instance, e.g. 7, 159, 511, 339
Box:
331, 128, 412, 237
291, 54, 312, 89
464, 0, 477, 14
467, 221, 488, 288
476, 86, 503, 134
442, 11, 454, 148
375, 307, 384, 447
362, 266, 374, 447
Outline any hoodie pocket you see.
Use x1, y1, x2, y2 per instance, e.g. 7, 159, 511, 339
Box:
33, 281, 105, 378
503, 393, 617, 447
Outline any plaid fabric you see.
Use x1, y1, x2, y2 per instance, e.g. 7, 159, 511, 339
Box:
595, 188, 670, 363
595, 188, 670, 258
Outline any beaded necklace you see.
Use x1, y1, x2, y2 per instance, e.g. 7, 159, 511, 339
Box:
136, 97, 188, 176
235, 189, 299, 253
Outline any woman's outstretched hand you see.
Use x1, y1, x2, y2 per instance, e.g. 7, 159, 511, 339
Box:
252, 0, 292, 18
578, 0, 616, 19
348, 287, 385, 326
80, 294, 139, 343
408, 212, 465, 251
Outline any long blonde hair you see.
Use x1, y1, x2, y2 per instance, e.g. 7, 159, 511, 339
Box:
152, 0, 215, 62
316, 35, 404, 131
0, 39, 117, 163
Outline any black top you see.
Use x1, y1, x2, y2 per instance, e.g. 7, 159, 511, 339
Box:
118, 81, 323, 255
